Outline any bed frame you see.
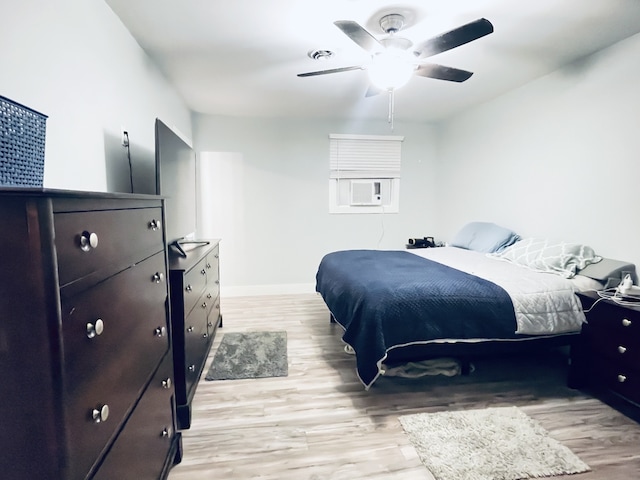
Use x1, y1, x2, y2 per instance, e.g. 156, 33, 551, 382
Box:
329, 313, 579, 375
319, 251, 635, 388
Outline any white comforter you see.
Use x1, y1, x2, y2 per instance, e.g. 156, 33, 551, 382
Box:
408, 247, 587, 335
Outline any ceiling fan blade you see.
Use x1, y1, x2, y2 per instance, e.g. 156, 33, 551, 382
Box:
297, 65, 364, 77
415, 64, 474, 82
415, 18, 493, 59
334, 20, 382, 53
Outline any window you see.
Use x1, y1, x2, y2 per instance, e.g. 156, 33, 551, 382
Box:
329, 134, 403, 214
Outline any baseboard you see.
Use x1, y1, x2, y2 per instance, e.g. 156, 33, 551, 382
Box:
220, 283, 316, 297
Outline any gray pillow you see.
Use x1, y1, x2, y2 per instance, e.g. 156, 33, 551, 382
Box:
450, 222, 521, 253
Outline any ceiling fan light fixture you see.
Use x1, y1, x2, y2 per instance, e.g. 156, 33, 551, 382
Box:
368, 49, 415, 91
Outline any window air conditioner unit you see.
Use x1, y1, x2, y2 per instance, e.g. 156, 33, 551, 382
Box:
350, 180, 382, 206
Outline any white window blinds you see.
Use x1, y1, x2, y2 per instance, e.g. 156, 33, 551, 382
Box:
329, 134, 403, 179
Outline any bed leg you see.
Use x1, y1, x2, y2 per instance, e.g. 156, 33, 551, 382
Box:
567, 336, 587, 389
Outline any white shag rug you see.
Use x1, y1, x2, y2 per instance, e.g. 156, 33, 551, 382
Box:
399, 406, 590, 480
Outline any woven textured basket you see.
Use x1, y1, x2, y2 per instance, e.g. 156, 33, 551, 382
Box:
0, 95, 47, 187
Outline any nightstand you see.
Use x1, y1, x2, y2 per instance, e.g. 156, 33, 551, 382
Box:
569, 291, 640, 416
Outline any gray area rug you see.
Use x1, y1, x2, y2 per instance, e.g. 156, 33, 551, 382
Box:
399, 406, 590, 480
205, 331, 288, 380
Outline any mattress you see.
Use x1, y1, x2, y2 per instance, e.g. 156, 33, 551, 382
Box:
408, 247, 586, 335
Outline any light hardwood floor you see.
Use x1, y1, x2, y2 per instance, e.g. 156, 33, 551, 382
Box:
168, 293, 640, 479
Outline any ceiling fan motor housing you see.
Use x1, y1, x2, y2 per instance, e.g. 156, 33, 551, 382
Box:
379, 14, 405, 34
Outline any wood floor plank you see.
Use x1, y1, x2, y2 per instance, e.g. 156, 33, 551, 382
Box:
168, 293, 640, 479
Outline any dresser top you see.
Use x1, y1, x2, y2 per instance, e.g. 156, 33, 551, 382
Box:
578, 290, 640, 312
0, 186, 162, 200
168, 239, 220, 272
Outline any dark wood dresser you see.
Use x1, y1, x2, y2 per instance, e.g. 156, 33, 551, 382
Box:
0, 188, 182, 479
168, 240, 222, 429
570, 291, 640, 417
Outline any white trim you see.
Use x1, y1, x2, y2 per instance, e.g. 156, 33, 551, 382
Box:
329, 171, 400, 179
329, 133, 405, 141
221, 283, 316, 297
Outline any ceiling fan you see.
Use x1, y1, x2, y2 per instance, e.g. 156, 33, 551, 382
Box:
298, 14, 494, 95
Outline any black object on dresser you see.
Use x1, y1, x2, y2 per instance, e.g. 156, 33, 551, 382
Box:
0, 188, 182, 479
570, 291, 640, 418
168, 239, 222, 429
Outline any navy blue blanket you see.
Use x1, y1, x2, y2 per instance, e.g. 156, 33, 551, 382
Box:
315, 250, 517, 388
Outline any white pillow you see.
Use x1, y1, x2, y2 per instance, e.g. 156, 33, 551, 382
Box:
491, 237, 602, 278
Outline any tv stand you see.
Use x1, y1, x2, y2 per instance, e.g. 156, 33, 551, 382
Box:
170, 239, 211, 258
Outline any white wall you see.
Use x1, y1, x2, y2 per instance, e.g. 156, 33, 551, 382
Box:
193, 115, 438, 295
7, 1, 637, 291
436, 33, 640, 270
1, 0, 191, 192
195, 32, 640, 294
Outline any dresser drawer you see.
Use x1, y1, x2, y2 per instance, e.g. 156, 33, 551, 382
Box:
585, 327, 640, 366
184, 306, 210, 396
183, 257, 208, 315
184, 300, 208, 341
592, 360, 640, 405
60, 252, 169, 479
55, 207, 164, 287
585, 300, 640, 342
184, 336, 210, 397
207, 296, 221, 337
201, 287, 216, 316
93, 353, 176, 480
205, 245, 220, 298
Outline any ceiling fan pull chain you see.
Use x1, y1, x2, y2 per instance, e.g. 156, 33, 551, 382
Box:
388, 89, 395, 131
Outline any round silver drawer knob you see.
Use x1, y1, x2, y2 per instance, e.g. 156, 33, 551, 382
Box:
92, 404, 109, 423
200, 269, 206, 275
79, 231, 98, 252
86, 319, 104, 339
161, 427, 172, 438
622, 318, 632, 327
188, 364, 196, 372
185, 284, 193, 292
161, 378, 172, 389
618, 346, 627, 354
617, 374, 627, 383
201, 302, 207, 309
152, 272, 165, 283
187, 326, 194, 333
148, 219, 161, 231
207, 293, 212, 299
154, 326, 167, 337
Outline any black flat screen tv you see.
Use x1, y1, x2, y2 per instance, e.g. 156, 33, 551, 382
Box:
155, 118, 205, 256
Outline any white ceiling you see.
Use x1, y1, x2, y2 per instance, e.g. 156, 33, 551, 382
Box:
105, 0, 640, 122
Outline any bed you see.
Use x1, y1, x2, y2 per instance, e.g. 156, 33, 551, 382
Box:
315, 223, 635, 389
